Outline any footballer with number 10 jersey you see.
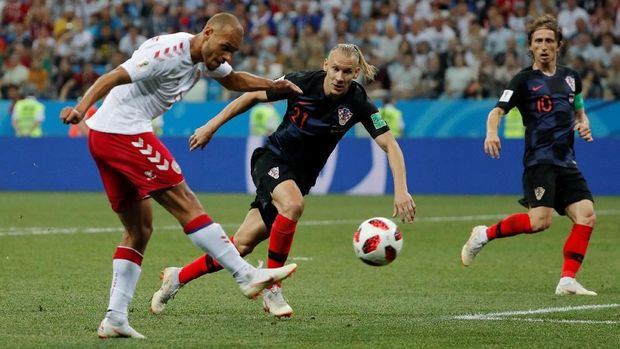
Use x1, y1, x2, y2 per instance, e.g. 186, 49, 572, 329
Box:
496, 65, 584, 169
461, 15, 597, 297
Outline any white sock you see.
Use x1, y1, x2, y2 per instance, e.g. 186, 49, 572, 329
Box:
478, 228, 489, 244
106, 249, 143, 322
188, 222, 251, 276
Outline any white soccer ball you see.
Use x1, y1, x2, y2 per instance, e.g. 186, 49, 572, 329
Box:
353, 217, 403, 266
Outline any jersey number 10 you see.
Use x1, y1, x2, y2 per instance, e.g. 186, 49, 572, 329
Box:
537, 95, 553, 113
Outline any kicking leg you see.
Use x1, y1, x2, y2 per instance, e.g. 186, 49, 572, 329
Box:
150, 208, 269, 314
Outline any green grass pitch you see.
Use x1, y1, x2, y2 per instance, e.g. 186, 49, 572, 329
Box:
1, 193, 619, 348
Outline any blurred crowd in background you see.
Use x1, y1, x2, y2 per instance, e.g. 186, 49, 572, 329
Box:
1, 0, 620, 104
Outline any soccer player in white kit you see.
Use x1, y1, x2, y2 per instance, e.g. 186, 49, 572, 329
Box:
60, 13, 302, 339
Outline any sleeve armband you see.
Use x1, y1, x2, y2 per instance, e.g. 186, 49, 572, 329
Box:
574, 92, 584, 110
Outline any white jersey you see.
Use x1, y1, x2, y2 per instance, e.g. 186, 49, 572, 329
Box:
87, 32, 232, 135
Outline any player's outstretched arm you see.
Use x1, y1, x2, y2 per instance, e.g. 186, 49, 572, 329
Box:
60, 67, 131, 125
216, 71, 302, 95
189, 91, 269, 151
574, 109, 593, 142
484, 107, 505, 159
373, 132, 416, 223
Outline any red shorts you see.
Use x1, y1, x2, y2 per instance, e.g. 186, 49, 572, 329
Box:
88, 130, 184, 212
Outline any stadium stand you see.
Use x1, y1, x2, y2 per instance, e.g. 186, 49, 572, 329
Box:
0, 1, 619, 102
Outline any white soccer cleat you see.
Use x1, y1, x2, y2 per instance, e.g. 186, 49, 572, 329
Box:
263, 286, 294, 318
555, 277, 597, 296
461, 225, 489, 266
238, 263, 297, 299
97, 317, 145, 339
149, 267, 183, 314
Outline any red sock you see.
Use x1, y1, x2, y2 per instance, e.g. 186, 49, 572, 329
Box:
267, 214, 297, 269
486, 213, 533, 240
178, 236, 236, 284
561, 224, 593, 278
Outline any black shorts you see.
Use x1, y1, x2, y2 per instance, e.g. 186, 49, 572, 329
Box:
518, 164, 593, 215
249, 147, 315, 231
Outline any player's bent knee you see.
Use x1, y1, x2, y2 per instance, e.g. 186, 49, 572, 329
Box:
280, 200, 304, 220
577, 211, 596, 227
529, 216, 552, 232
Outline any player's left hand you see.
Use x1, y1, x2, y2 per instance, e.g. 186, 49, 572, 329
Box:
575, 121, 593, 142
393, 192, 416, 223
269, 79, 303, 95
189, 123, 216, 151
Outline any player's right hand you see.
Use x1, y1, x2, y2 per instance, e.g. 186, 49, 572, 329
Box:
484, 133, 501, 159
60, 107, 82, 124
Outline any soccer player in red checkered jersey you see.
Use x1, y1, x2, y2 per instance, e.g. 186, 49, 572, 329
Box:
460, 15, 597, 296
149, 44, 416, 318
60, 13, 302, 339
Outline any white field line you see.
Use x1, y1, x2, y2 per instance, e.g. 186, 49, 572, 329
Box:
1, 209, 619, 238
453, 303, 620, 325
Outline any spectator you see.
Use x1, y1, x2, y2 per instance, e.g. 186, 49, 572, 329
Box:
1, 0, 29, 27
442, 51, 477, 98
417, 53, 444, 98
388, 53, 422, 99
568, 32, 598, 63
93, 24, 119, 65
595, 33, 620, 68
26, 58, 49, 98
5, 21, 32, 46
1, 53, 29, 96
405, 19, 431, 51
26, 1, 54, 40
376, 23, 402, 63
53, 57, 75, 99
143, 3, 174, 37
53, 5, 77, 39
31, 26, 55, 53
485, 13, 514, 61
292, 1, 321, 34
603, 54, 620, 99
60, 62, 100, 100
558, 0, 589, 39
424, 14, 456, 54
70, 18, 94, 63
118, 25, 147, 57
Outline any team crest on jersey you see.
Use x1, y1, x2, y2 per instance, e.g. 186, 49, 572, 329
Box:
534, 187, 546, 201
337, 107, 353, 126
172, 160, 182, 174
268, 166, 280, 179
144, 170, 156, 180
565, 76, 575, 92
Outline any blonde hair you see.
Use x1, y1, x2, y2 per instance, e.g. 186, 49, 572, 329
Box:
328, 44, 377, 82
